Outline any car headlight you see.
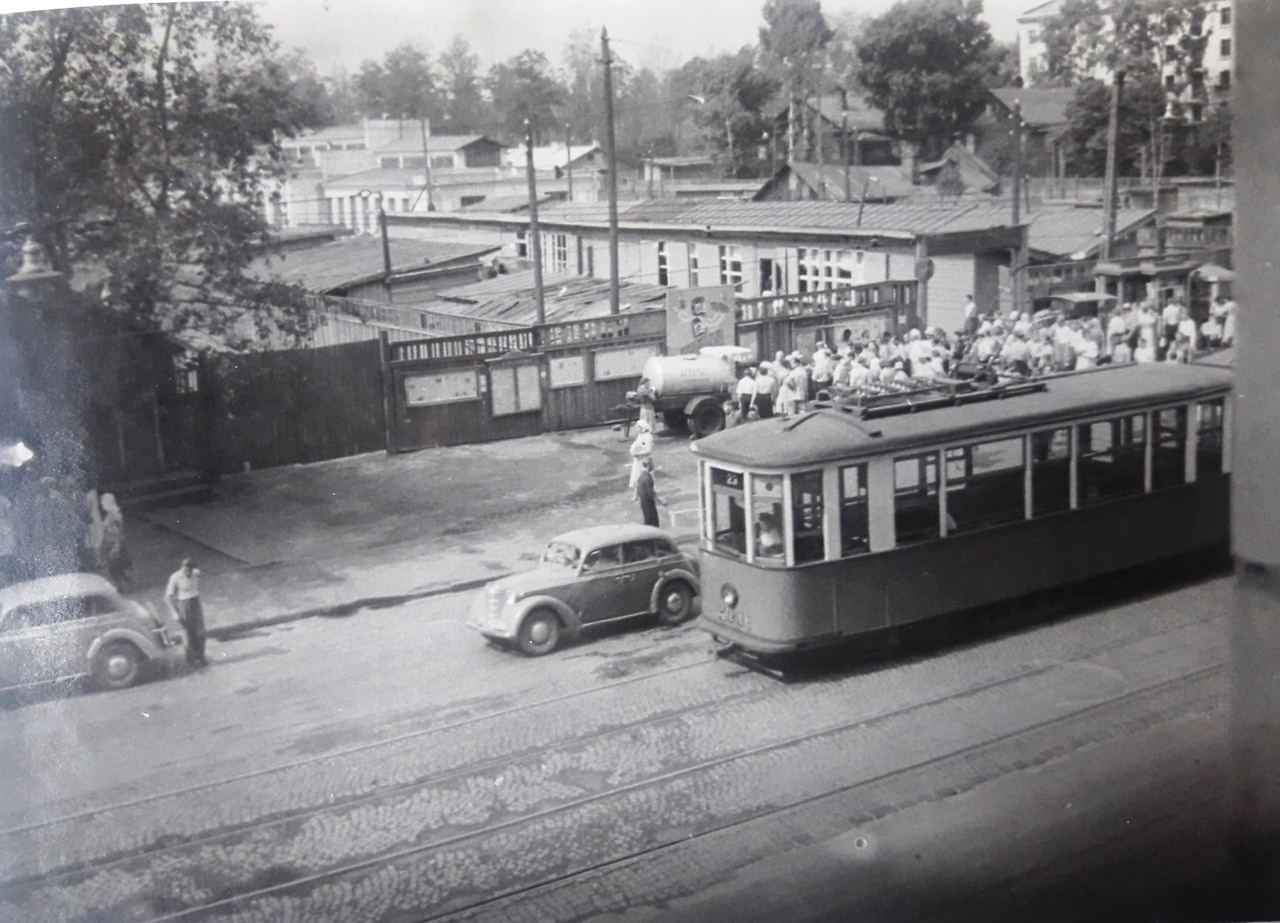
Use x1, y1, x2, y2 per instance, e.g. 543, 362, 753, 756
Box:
721, 583, 739, 608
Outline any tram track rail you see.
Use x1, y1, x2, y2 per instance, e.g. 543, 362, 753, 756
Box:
0, 607, 1226, 923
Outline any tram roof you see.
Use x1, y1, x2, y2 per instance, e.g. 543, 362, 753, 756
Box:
692, 362, 1233, 469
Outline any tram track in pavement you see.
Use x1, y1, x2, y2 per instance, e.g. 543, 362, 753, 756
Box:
0, 602, 1227, 923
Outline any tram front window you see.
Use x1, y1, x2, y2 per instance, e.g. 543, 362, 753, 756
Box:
1198, 399, 1225, 477
709, 468, 747, 555
894, 452, 940, 545
791, 471, 824, 564
945, 437, 1026, 532
1077, 414, 1146, 505
1031, 428, 1071, 516
1153, 407, 1188, 489
840, 464, 870, 556
753, 475, 786, 564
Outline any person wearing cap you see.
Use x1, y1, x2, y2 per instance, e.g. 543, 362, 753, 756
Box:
628, 419, 653, 497
166, 557, 208, 667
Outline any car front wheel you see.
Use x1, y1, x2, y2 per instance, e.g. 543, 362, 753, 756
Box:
657, 581, 694, 625
517, 609, 562, 656
93, 641, 143, 690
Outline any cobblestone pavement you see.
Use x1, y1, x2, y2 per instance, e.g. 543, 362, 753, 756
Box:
0, 578, 1233, 923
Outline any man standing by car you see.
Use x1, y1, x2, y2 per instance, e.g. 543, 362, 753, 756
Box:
166, 557, 208, 667
634, 458, 666, 528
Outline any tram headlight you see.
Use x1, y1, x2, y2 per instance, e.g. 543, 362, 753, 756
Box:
720, 583, 739, 608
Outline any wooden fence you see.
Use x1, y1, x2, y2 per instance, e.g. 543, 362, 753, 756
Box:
209, 339, 384, 473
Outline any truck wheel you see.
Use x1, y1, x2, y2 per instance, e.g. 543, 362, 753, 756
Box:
689, 402, 726, 438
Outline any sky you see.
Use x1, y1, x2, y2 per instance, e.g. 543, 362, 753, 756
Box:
253, 0, 1030, 77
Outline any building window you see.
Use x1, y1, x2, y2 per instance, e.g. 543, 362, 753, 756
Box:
546, 233, 569, 273
1165, 74, 1178, 89
430, 154, 454, 169
460, 195, 485, 207
797, 248, 855, 292
1219, 70, 1232, 89
687, 244, 700, 287
1221, 37, 1232, 57
718, 244, 743, 290
657, 241, 669, 286
402, 156, 426, 169
1221, 6, 1231, 26
380, 157, 399, 169
516, 229, 528, 258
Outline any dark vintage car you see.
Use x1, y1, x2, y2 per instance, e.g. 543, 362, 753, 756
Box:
467, 524, 700, 655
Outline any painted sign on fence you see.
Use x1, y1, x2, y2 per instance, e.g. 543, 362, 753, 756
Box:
666, 285, 735, 356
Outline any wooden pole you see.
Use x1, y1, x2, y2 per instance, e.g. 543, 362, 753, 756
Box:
1101, 71, 1125, 261
602, 27, 620, 315
525, 125, 546, 325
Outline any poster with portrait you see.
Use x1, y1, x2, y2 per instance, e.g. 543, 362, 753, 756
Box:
665, 285, 735, 356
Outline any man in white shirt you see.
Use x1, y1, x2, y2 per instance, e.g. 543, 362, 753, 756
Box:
166, 557, 208, 667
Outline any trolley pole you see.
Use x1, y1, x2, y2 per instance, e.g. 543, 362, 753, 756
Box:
525, 123, 546, 326
601, 27, 621, 315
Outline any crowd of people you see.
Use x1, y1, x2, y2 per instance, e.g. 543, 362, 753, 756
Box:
728, 292, 1237, 422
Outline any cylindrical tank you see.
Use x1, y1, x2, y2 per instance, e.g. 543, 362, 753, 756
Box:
641, 354, 738, 397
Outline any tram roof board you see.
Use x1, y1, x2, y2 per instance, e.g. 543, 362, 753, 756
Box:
692, 362, 1233, 469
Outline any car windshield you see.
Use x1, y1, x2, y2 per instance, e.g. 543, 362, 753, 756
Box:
541, 541, 582, 569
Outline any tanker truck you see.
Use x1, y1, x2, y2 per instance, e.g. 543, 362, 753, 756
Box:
631, 346, 754, 438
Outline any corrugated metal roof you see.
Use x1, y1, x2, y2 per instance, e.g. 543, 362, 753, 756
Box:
427, 268, 667, 325
614, 199, 1020, 237
990, 87, 1074, 128
693, 362, 1232, 468
1025, 204, 1156, 258
248, 237, 498, 292
375, 134, 496, 153
786, 162, 917, 200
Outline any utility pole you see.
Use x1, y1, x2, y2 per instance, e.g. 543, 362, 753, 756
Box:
601, 27, 620, 315
524, 123, 546, 325
842, 111, 852, 202
565, 124, 574, 202
1012, 100, 1023, 227
377, 193, 393, 303
419, 118, 435, 211
1101, 71, 1125, 261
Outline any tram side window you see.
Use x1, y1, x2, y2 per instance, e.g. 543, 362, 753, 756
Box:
710, 468, 746, 555
1077, 414, 1146, 506
1031, 428, 1071, 516
840, 464, 870, 557
894, 452, 940, 545
1152, 407, 1188, 490
753, 474, 786, 564
945, 437, 1026, 533
1197, 399, 1225, 477
791, 471, 825, 564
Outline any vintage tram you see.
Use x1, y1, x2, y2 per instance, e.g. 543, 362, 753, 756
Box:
691, 362, 1233, 655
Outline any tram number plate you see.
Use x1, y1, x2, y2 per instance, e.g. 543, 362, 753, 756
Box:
717, 604, 750, 630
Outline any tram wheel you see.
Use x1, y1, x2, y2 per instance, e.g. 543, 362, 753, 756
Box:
657, 581, 694, 625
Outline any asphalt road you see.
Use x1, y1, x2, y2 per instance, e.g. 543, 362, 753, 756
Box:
0, 572, 1236, 923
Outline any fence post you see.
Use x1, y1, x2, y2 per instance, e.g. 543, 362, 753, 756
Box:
379, 331, 398, 455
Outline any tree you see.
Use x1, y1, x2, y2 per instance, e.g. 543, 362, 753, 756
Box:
1040, 0, 1207, 86
485, 50, 566, 144
759, 0, 835, 160
0, 3, 317, 347
352, 41, 439, 121
1061, 74, 1167, 176
561, 27, 602, 147
437, 35, 485, 133
855, 0, 993, 158
672, 50, 779, 177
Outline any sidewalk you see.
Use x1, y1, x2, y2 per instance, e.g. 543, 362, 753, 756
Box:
123, 425, 703, 638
